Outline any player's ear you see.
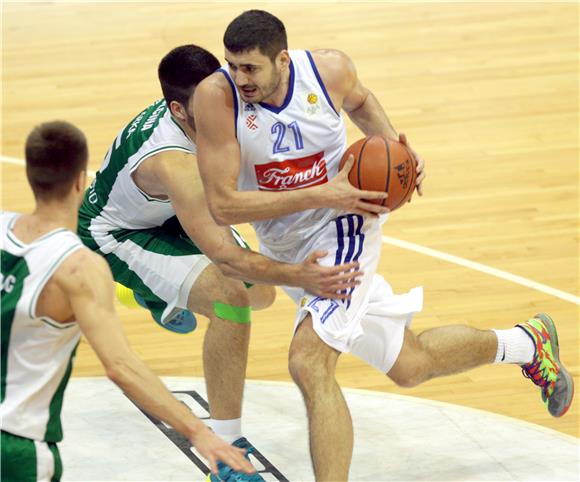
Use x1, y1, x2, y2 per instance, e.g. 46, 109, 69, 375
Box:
74, 170, 87, 193
277, 50, 290, 70
169, 100, 187, 122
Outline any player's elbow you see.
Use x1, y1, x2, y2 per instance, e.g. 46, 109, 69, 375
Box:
212, 258, 237, 279
207, 198, 234, 226
105, 363, 125, 385
104, 356, 134, 386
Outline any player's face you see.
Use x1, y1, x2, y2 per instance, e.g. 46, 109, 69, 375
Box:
225, 48, 286, 104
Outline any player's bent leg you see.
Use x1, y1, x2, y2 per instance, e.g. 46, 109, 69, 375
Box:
387, 326, 497, 387
187, 263, 251, 420
246, 284, 276, 311
187, 264, 264, 482
288, 316, 352, 482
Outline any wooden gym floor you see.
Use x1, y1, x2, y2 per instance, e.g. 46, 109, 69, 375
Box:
2, 2, 578, 439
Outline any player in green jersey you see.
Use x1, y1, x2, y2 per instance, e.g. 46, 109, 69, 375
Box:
1, 121, 255, 482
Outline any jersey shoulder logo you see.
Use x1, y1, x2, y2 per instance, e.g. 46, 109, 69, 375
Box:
254, 152, 327, 191
306, 92, 321, 115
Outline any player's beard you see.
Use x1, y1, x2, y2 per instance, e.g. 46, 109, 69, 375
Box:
243, 69, 282, 104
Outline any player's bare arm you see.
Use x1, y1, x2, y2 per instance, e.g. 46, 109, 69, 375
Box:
312, 49, 426, 196
148, 150, 363, 300
193, 74, 388, 223
52, 249, 254, 476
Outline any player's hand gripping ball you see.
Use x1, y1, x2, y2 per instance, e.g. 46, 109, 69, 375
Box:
339, 136, 417, 211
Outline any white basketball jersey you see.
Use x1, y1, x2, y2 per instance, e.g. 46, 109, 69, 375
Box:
79, 99, 196, 235
0, 211, 84, 442
221, 50, 347, 252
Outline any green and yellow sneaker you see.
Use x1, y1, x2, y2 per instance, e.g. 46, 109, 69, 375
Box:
517, 313, 574, 417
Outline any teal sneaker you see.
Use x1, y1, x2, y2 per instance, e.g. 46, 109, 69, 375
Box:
133, 292, 197, 334
207, 437, 264, 482
517, 313, 574, 417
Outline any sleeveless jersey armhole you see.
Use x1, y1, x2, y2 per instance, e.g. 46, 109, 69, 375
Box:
217, 68, 239, 138
305, 50, 340, 117
29, 242, 85, 321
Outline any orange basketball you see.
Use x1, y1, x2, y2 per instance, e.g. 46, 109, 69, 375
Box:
339, 136, 417, 211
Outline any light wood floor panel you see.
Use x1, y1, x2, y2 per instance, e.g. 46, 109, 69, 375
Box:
2, 2, 578, 439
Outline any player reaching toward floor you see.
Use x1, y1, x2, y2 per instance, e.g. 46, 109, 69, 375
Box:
0, 121, 255, 482
77, 45, 363, 482
193, 10, 574, 481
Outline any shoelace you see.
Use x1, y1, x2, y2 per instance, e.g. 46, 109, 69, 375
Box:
521, 360, 556, 397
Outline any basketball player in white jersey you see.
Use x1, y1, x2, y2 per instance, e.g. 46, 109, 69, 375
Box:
193, 10, 574, 481
78, 45, 365, 482
0, 121, 256, 481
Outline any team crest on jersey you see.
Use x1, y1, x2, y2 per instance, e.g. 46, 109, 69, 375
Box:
305, 92, 321, 115
246, 114, 258, 131
254, 152, 328, 191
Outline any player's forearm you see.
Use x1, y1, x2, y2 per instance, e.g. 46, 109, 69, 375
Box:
208, 187, 327, 226
106, 353, 206, 439
347, 92, 398, 141
215, 249, 300, 287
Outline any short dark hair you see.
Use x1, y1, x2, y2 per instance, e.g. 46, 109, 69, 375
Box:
158, 45, 220, 107
224, 10, 287, 61
25, 121, 88, 201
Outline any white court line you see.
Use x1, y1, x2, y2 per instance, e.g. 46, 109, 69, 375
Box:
382, 235, 580, 305
3, 154, 578, 305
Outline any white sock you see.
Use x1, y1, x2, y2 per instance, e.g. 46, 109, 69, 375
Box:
492, 327, 534, 364
207, 418, 242, 444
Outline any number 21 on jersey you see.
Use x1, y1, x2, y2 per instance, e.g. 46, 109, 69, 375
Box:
272, 121, 304, 154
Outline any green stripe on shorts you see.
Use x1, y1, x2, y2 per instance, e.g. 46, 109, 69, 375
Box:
48, 442, 62, 482
1, 431, 37, 482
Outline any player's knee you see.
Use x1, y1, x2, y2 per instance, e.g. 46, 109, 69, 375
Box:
197, 279, 251, 323
388, 360, 429, 388
390, 370, 422, 388
218, 281, 251, 311
248, 284, 276, 311
288, 347, 333, 394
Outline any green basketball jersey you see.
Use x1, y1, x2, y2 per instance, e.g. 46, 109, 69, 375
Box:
0, 211, 84, 442
78, 99, 196, 254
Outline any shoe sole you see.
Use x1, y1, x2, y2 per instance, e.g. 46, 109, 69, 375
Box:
134, 294, 196, 334
534, 312, 574, 417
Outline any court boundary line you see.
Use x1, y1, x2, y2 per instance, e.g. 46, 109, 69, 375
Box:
2, 154, 578, 305
382, 236, 579, 305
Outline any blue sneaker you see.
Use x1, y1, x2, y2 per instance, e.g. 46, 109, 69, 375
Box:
207, 437, 264, 482
133, 292, 197, 334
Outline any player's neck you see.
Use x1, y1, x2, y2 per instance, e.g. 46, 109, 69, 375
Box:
173, 116, 196, 143
14, 199, 79, 243
261, 68, 291, 107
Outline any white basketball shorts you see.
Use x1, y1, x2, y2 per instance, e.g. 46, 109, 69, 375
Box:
261, 213, 423, 373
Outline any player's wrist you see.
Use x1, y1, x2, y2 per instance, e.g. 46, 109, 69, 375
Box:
282, 263, 302, 287
184, 418, 210, 443
309, 184, 331, 209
